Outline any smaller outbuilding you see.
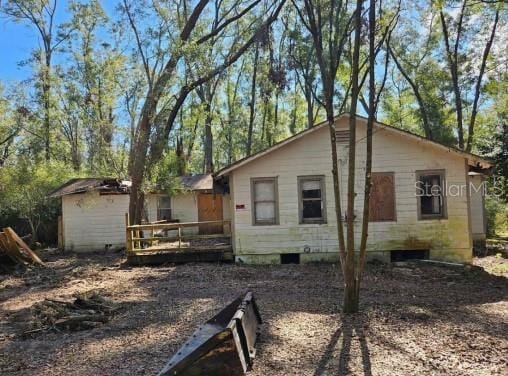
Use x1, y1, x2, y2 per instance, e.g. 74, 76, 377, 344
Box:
49, 175, 230, 252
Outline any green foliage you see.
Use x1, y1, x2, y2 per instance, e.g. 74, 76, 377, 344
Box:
0, 0, 506, 239
485, 198, 508, 237
0, 160, 75, 242
148, 152, 185, 195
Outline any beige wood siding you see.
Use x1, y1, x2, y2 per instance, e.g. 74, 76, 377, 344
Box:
469, 175, 486, 240
147, 193, 199, 235
62, 192, 129, 251
230, 117, 472, 262
64, 192, 205, 251
223, 194, 232, 221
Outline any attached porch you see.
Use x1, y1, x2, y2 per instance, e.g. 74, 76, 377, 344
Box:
126, 219, 233, 265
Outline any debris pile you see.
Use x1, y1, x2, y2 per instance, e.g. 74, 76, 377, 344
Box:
27, 292, 118, 333
0, 227, 44, 267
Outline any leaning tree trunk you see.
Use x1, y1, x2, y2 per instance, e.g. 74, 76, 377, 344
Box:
128, 110, 153, 225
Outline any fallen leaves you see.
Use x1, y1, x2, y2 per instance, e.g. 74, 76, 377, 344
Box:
0, 253, 506, 376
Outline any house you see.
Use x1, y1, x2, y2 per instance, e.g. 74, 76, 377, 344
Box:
49, 175, 230, 252
214, 113, 492, 264
51, 114, 491, 263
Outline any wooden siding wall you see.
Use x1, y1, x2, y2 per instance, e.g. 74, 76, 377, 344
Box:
230, 117, 473, 263
63, 192, 231, 251
469, 175, 486, 240
62, 192, 130, 251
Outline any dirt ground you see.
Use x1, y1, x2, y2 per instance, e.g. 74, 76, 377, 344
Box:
1, 252, 507, 376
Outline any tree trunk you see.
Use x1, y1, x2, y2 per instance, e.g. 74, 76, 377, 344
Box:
204, 102, 214, 173
28, 217, 38, 243
305, 86, 314, 129
176, 136, 186, 175
129, 111, 152, 224
343, 0, 364, 314
272, 91, 279, 146
246, 42, 260, 156
71, 141, 81, 172
466, 9, 499, 152
43, 53, 52, 161
290, 79, 298, 134
387, 45, 433, 139
126, 0, 286, 224
356, 0, 377, 300
261, 96, 268, 143
440, 8, 465, 149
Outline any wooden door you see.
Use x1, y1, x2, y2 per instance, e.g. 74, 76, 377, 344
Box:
198, 193, 224, 234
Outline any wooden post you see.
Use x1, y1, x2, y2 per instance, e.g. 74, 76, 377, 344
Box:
178, 225, 182, 250
125, 213, 132, 253
57, 215, 63, 249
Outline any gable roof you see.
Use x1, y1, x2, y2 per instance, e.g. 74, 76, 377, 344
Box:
215, 113, 493, 177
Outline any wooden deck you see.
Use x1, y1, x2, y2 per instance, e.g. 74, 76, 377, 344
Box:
126, 219, 233, 265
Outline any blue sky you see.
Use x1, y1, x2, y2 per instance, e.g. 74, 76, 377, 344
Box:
0, 17, 37, 82
0, 1, 118, 83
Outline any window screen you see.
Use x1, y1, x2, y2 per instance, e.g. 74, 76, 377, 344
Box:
252, 178, 278, 225
299, 176, 326, 223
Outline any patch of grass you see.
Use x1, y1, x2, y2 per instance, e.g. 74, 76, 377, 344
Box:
489, 262, 508, 275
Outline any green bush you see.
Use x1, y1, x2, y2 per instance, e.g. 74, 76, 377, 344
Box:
486, 198, 508, 237
494, 204, 508, 236
0, 160, 75, 244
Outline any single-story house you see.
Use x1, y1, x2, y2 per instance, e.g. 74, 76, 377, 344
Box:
51, 113, 491, 263
49, 175, 230, 252
214, 113, 492, 264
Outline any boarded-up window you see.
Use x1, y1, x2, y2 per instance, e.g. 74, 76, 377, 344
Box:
298, 176, 326, 224
416, 170, 446, 219
251, 178, 278, 225
369, 173, 396, 222
157, 195, 172, 220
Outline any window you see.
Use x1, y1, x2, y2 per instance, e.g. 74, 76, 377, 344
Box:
157, 195, 172, 221
298, 176, 326, 224
251, 178, 278, 225
369, 173, 396, 222
415, 170, 447, 220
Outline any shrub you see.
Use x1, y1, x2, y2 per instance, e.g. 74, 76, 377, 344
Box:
0, 160, 75, 244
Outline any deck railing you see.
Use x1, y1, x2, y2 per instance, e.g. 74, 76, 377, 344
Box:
125, 216, 231, 253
